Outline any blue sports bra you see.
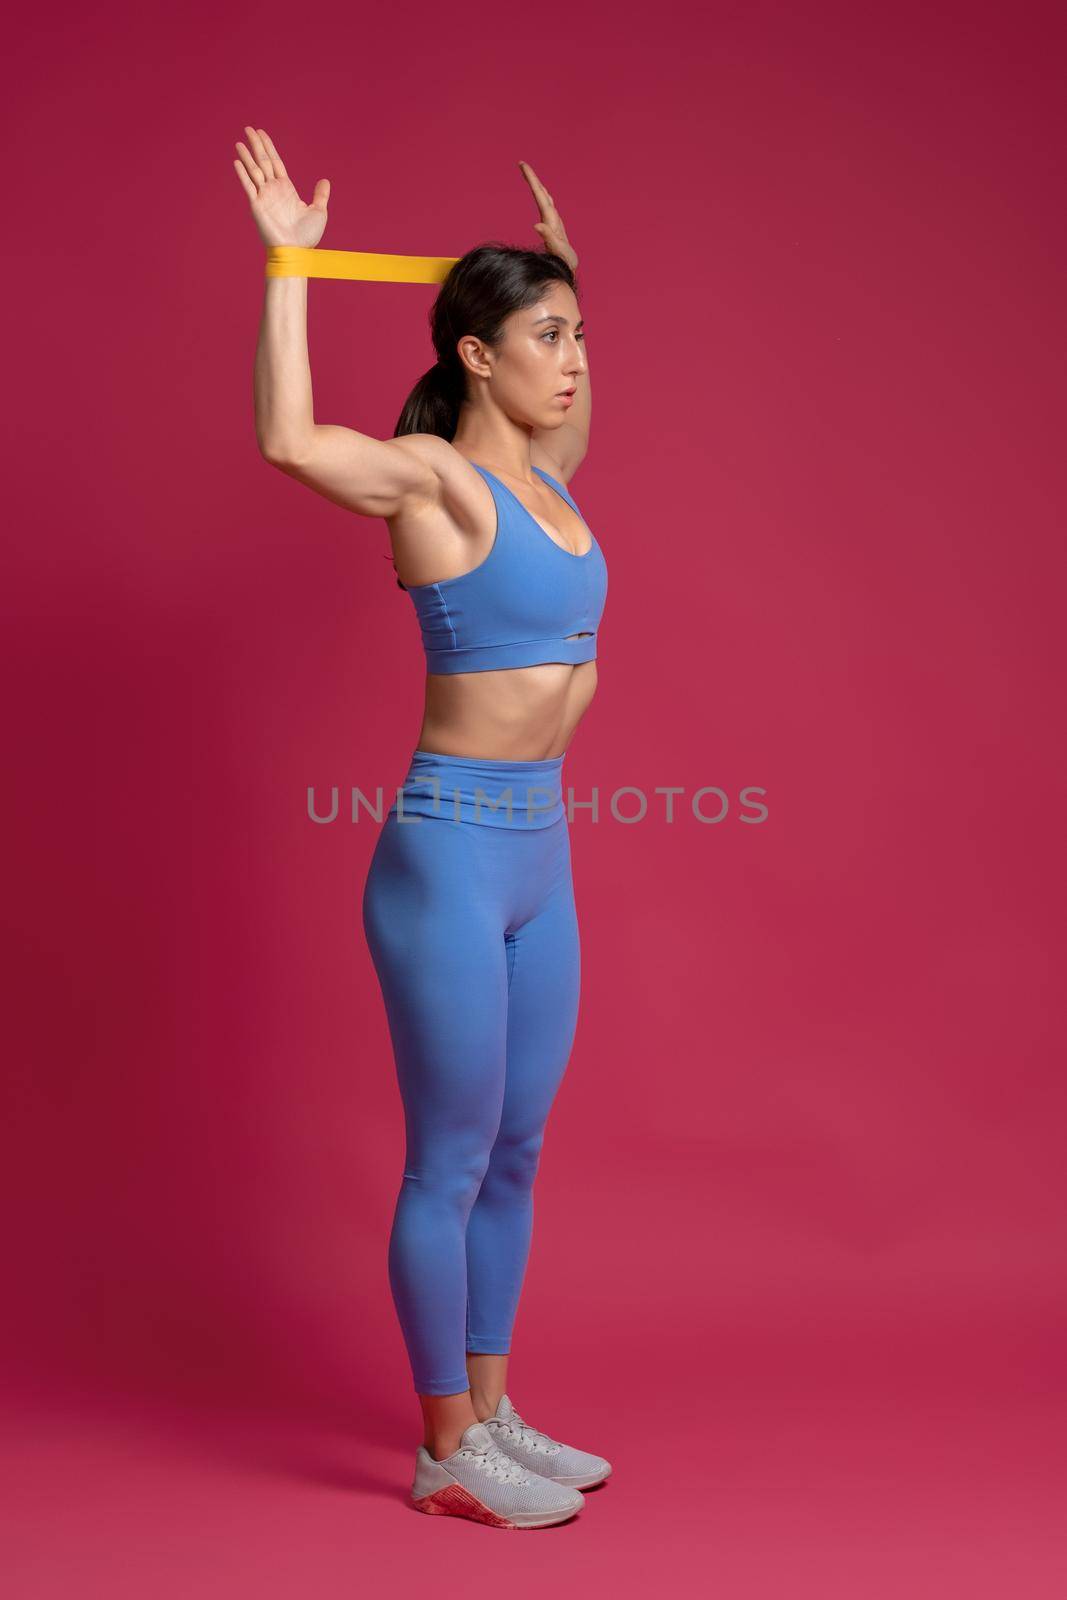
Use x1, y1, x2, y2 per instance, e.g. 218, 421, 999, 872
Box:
403, 463, 608, 674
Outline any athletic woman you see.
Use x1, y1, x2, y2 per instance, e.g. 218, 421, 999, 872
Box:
235, 125, 611, 1529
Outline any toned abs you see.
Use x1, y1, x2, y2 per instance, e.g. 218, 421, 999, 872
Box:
417, 655, 598, 761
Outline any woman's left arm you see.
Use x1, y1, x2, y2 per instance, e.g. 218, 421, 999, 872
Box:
520, 162, 590, 482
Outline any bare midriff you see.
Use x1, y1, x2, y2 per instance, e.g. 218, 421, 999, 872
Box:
415, 645, 598, 761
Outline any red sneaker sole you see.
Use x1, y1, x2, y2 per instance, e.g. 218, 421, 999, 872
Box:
413, 1483, 516, 1528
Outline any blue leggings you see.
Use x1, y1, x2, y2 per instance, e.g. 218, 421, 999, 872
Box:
361, 749, 580, 1395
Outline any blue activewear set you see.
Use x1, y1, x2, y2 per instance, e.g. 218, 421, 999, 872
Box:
361, 462, 608, 1394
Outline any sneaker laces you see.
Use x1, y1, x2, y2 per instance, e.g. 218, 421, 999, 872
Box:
459, 1441, 531, 1484
492, 1406, 562, 1455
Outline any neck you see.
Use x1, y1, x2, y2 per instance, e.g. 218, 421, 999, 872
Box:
451, 415, 536, 485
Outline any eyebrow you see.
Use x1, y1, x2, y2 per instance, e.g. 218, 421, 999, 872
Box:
532, 313, 585, 329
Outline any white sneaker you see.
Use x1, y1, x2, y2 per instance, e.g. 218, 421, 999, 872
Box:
411, 1421, 584, 1529
482, 1394, 612, 1489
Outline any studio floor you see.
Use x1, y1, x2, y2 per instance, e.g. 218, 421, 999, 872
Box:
6, 1326, 1064, 1600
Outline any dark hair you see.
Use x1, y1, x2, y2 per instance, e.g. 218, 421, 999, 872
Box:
387, 242, 578, 589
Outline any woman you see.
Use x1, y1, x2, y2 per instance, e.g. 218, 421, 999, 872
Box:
235, 126, 611, 1530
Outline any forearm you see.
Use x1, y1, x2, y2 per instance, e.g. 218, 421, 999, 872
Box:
254, 273, 314, 458
539, 370, 590, 475
564, 367, 591, 457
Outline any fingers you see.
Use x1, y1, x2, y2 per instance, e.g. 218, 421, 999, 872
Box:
233, 159, 259, 201
234, 139, 265, 188
233, 125, 289, 200
257, 127, 288, 182
244, 125, 275, 181
518, 161, 554, 206
518, 160, 562, 229
519, 163, 577, 269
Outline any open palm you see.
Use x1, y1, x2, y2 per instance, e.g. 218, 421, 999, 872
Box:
233, 125, 330, 249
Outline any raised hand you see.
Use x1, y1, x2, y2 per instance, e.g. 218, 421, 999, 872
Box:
518, 161, 579, 273
233, 126, 330, 249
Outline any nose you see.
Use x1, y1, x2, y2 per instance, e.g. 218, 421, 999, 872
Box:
565, 341, 586, 377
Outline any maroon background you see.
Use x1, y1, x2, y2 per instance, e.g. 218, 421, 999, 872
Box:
4, 0, 1065, 1593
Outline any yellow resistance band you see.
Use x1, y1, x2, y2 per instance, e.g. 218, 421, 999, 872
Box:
265, 245, 459, 284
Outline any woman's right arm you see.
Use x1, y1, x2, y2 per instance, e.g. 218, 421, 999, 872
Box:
235, 124, 437, 520
254, 272, 436, 518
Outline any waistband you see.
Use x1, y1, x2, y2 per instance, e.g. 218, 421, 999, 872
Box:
387, 748, 567, 829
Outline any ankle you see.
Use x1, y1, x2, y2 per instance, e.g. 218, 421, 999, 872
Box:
425, 1435, 465, 1461
469, 1389, 504, 1422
